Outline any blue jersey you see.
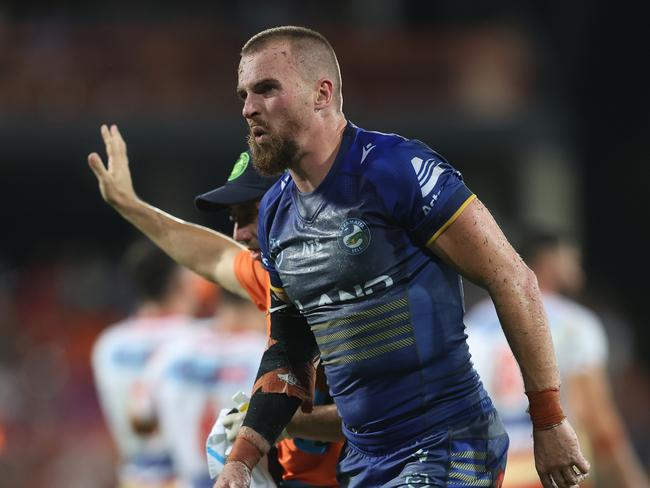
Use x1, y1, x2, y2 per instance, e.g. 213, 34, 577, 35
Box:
258, 122, 489, 453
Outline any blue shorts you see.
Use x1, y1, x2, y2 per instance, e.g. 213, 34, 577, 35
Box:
337, 408, 509, 487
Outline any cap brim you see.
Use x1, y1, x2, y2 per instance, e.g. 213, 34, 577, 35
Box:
194, 185, 266, 212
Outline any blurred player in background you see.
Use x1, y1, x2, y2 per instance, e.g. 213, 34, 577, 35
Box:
91, 239, 201, 487
88, 129, 343, 488
465, 231, 649, 488
135, 289, 269, 488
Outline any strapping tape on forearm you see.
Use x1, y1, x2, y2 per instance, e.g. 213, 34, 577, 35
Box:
525, 387, 566, 430
228, 435, 264, 471
253, 295, 319, 411
243, 392, 301, 446
252, 359, 318, 412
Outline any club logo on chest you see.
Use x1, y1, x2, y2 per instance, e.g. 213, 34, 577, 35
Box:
337, 218, 371, 255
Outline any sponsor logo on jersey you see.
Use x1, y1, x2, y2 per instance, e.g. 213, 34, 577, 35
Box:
411, 156, 445, 198
422, 190, 442, 215
360, 143, 376, 164
337, 218, 371, 255
301, 238, 323, 256
293, 274, 394, 310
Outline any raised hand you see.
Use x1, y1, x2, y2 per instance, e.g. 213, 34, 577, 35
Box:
533, 420, 590, 488
87, 124, 137, 209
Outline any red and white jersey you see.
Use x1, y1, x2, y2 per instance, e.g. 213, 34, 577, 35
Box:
142, 323, 267, 488
91, 314, 194, 485
465, 293, 607, 487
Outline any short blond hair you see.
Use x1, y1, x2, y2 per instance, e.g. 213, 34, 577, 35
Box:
242, 26, 342, 111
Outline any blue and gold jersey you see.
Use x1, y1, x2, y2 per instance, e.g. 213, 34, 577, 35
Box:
258, 122, 489, 453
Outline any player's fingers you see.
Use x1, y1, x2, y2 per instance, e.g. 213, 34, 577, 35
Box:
100, 124, 115, 158
540, 472, 557, 488
100, 124, 111, 145
560, 466, 579, 486
546, 472, 563, 488
111, 124, 123, 142
87, 153, 107, 178
111, 124, 127, 153
550, 469, 574, 488
572, 456, 590, 476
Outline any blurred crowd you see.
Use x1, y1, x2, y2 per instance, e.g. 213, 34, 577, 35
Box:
1, 243, 648, 487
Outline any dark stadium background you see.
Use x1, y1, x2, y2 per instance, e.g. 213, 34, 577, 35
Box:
1, 1, 648, 486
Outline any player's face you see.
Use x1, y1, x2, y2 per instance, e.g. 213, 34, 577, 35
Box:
555, 245, 585, 295
237, 41, 313, 176
230, 201, 261, 260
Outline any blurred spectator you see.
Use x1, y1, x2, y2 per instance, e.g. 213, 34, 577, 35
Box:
135, 289, 268, 488
465, 231, 649, 488
91, 239, 202, 488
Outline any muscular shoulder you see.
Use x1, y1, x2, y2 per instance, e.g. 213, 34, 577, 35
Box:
259, 171, 291, 207
351, 129, 429, 178
258, 172, 292, 273
355, 130, 458, 200
258, 172, 291, 228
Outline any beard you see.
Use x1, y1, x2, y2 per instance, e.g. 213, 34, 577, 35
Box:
247, 128, 300, 177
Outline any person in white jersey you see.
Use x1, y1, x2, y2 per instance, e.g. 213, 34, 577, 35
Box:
92, 239, 201, 487
465, 231, 649, 488
138, 289, 270, 488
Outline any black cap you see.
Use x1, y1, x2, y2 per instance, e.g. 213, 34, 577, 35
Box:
194, 151, 278, 212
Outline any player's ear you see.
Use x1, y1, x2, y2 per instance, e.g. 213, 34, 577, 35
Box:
314, 78, 334, 111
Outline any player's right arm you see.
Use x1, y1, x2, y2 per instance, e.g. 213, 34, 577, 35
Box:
87, 124, 248, 298
215, 289, 320, 488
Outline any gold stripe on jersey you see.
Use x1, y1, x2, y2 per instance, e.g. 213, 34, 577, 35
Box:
314, 312, 410, 345
312, 296, 414, 365
322, 337, 415, 365
270, 284, 285, 295
426, 194, 477, 246
450, 461, 487, 472
318, 324, 413, 356
310, 298, 408, 333
451, 450, 487, 461
446, 473, 491, 487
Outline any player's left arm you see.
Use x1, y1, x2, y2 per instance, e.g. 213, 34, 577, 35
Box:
428, 197, 590, 488
429, 198, 558, 392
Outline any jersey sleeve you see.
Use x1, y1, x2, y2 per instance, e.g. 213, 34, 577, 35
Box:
370, 140, 475, 247
233, 249, 271, 312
